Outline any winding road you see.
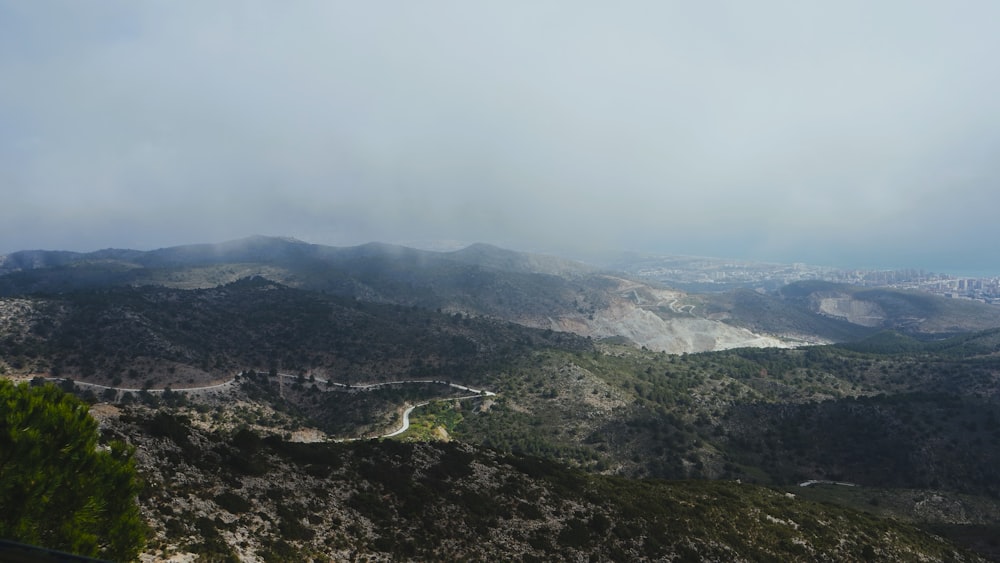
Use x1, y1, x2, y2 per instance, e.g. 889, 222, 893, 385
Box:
51, 378, 237, 394
46, 372, 496, 440
382, 403, 425, 438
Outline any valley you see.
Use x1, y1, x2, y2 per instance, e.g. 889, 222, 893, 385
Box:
2, 237, 1000, 561
8, 2, 1000, 560
17, 374, 495, 443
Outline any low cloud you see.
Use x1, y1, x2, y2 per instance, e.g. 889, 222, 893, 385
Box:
2, 2, 999, 273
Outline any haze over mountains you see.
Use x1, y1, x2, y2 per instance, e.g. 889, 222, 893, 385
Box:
5, 236, 1000, 357
5, 3, 1000, 274
5, 2, 1000, 559
3, 235, 1000, 560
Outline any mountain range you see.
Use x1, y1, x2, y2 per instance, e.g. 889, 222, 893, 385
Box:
2, 236, 1000, 561
4, 236, 999, 354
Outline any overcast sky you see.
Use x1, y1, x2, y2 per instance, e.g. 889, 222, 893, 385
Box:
2, 2, 999, 274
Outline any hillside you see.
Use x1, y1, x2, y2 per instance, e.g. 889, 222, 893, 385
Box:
90, 403, 983, 562
0, 277, 587, 388
6, 237, 1000, 356
2, 267, 999, 488
3, 283, 1000, 557
702, 281, 1000, 341
3, 238, 1000, 559
777, 281, 1000, 333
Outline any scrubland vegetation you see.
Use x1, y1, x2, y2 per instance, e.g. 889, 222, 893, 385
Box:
2, 241, 1000, 559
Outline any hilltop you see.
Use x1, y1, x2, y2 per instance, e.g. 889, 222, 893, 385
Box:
4, 236, 1000, 355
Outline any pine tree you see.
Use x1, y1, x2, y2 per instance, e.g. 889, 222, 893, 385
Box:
0, 381, 145, 561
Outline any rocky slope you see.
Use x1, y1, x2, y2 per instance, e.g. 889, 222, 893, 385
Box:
91, 402, 985, 562
3, 261, 1000, 558
543, 277, 797, 352
1, 239, 796, 354
13, 236, 999, 354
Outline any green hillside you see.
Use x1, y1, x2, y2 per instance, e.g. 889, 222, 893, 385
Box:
103, 406, 983, 562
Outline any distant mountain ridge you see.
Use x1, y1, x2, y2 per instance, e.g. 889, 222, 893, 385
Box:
3, 236, 1000, 353
0, 237, 590, 276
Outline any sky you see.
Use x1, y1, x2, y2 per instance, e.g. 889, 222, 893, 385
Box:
2, 2, 999, 274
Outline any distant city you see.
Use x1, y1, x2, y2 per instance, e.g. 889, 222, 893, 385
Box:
613, 255, 1000, 304
828, 269, 1000, 303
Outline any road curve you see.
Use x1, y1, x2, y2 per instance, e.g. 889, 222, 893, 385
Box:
45, 372, 495, 440
38, 377, 238, 394
382, 403, 427, 438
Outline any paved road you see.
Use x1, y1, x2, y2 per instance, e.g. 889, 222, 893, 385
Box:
381, 403, 427, 438
798, 480, 858, 488
378, 390, 496, 439
40, 377, 237, 394
282, 374, 495, 397
268, 373, 494, 439
46, 373, 495, 398
50, 372, 495, 440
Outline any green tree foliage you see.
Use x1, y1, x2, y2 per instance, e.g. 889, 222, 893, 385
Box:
0, 381, 145, 561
